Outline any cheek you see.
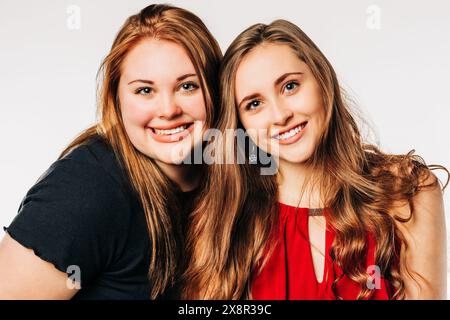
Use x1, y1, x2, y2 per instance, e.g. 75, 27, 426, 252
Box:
291, 85, 326, 129
306, 92, 326, 133
180, 94, 206, 121
303, 83, 325, 115
120, 93, 155, 129
238, 111, 268, 131
238, 111, 248, 129
238, 112, 270, 148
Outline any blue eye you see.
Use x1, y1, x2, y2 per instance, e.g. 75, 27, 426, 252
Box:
136, 87, 152, 95
284, 81, 299, 93
246, 100, 261, 110
180, 82, 199, 92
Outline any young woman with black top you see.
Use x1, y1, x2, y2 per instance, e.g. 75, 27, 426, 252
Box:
0, 4, 222, 299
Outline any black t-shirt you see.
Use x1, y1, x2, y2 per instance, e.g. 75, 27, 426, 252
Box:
3, 135, 195, 299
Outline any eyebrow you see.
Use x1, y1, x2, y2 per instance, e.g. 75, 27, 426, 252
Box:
238, 72, 304, 108
127, 73, 197, 85
274, 72, 303, 86
238, 93, 261, 109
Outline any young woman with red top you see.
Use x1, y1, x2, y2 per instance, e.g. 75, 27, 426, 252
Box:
183, 20, 448, 300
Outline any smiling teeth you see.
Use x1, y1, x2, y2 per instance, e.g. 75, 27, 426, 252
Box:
275, 124, 305, 140
155, 125, 187, 135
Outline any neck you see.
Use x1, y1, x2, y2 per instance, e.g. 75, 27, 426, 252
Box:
277, 159, 322, 208
155, 161, 202, 192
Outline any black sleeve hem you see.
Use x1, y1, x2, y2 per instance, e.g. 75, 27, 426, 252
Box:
3, 225, 70, 277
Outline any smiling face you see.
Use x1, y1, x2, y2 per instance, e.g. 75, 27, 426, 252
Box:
235, 43, 326, 165
118, 38, 206, 165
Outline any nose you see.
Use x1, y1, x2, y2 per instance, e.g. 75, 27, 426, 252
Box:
157, 91, 183, 119
271, 98, 293, 126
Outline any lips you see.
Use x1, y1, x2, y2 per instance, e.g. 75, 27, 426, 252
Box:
148, 122, 194, 143
271, 121, 308, 145
272, 121, 308, 139
154, 124, 189, 136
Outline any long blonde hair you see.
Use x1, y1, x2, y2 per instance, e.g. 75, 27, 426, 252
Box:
183, 20, 449, 299
60, 4, 222, 298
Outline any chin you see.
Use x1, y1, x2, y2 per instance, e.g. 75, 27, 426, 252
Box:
155, 145, 194, 165
278, 149, 314, 165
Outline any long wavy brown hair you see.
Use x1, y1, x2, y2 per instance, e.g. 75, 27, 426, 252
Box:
59, 4, 222, 298
182, 19, 449, 299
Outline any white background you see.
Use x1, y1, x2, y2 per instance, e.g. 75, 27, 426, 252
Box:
1, 0, 449, 297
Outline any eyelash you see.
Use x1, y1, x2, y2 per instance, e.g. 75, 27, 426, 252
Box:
180, 81, 199, 92
283, 81, 299, 94
134, 82, 199, 96
245, 100, 261, 111
244, 81, 300, 111
135, 87, 152, 95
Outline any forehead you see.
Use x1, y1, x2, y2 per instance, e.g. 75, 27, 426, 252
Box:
121, 38, 196, 80
235, 44, 307, 98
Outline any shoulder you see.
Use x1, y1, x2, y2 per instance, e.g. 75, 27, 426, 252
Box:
15, 135, 135, 231
42, 135, 129, 198
60, 135, 124, 184
3, 136, 137, 287
391, 170, 447, 299
390, 168, 444, 223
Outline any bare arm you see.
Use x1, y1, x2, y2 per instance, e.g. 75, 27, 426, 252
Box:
0, 233, 80, 299
395, 174, 447, 299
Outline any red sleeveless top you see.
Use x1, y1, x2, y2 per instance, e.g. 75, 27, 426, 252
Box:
251, 202, 395, 300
